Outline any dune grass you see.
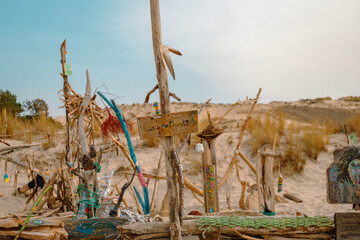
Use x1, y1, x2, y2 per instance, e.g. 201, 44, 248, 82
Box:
0, 113, 62, 143
248, 112, 332, 174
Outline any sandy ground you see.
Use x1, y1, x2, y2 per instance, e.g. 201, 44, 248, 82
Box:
0, 100, 359, 218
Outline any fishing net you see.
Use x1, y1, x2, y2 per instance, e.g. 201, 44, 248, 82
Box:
101, 108, 133, 139
196, 216, 333, 238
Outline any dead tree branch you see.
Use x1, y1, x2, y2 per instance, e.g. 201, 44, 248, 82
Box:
144, 84, 159, 103
169, 92, 181, 102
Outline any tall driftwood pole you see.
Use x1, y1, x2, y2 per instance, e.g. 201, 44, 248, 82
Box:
150, 1, 182, 239
60, 40, 71, 163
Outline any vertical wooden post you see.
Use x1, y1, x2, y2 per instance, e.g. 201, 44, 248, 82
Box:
257, 152, 282, 214
149, 1, 181, 239
257, 155, 265, 213
202, 139, 219, 213
263, 155, 275, 213
60, 40, 71, 163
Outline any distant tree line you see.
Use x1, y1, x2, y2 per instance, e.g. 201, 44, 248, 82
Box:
0, 89, 49, 117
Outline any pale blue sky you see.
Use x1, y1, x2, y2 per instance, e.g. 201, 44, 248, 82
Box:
1, 1, 359, 117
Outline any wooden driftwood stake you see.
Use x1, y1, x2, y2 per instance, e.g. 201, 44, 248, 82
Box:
76, 70, 94, 219
257, 151, 283, 214
202, 139, 219, 213
60, 40, 71, 163
150, 0, 182, 239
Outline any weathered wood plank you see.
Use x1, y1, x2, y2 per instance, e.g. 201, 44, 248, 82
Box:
137, 110, 198, 139
0, 218, 19, 228
117, 219, 334, 239
18, 219, 64, 228
335, 212, 360, 240
0, 230, 55, 240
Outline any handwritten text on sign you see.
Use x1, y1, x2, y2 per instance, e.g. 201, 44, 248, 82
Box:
137, 110, 198, 139
336, 212, 360, 240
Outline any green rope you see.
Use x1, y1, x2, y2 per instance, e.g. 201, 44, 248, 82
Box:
14, 185, 54, 240
196, 216, 333, 238
350, 134, 357, 145
74, 184, 100, 219
94, 162, 101, 173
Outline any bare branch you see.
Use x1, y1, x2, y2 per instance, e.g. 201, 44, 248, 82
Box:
169, 92, 181, 102
144, 84, 159, 103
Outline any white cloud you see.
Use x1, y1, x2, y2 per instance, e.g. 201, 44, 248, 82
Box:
111, 0, 360, 101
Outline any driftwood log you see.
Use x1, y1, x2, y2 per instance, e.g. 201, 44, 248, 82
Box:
117, 219, 334, 240
284, 193, 303, 203
238, 150, 257, 174
0, 143, 40, 153
0, 217, 68, 240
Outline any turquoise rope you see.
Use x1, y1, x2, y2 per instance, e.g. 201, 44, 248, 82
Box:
97, 91, 150, 214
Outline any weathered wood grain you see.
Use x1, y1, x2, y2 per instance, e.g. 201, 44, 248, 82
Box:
335, 212, 360, 240
117, 219, 334, 239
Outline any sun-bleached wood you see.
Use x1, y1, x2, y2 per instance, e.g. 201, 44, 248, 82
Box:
150, 0, 182, 238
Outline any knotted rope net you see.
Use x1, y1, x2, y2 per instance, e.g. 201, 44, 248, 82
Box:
196, 216, 333, 238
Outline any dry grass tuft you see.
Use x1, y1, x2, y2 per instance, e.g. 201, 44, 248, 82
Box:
346, 112, 360, 136
282, 124, 305, 174
248, 113, 331, 175
0, 113, 62, 143
247, 112, 281, 153
300, 97, 332, 104
302, 123, 330, 159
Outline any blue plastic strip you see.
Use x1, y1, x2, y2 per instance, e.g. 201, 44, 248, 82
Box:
97, 91, 150, 214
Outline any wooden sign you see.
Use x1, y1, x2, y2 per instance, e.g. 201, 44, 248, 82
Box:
335, 212, 360, 240
137, 110, 198, 139
327, 146, 360, 204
